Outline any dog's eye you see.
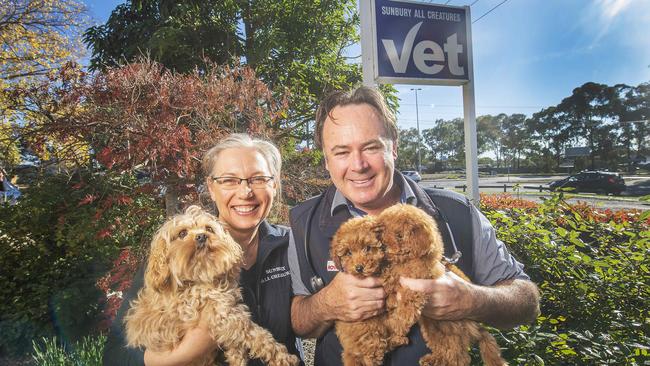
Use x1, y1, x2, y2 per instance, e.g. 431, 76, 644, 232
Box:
178, 229, 188, 239
206, 226, 214, 233
345, 249, 351, 256
396, 233, 403, 240
364, 245, 371, 252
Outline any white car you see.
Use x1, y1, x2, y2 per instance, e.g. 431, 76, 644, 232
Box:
402, 170, 422, 182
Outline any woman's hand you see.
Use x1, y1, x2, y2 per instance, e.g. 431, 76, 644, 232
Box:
144, 327, 216, 366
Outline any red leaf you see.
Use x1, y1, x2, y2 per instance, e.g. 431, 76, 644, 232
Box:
96, 228, 112, 239
78, 194, 97, 206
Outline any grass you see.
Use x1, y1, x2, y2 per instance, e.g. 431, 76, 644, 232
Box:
31, 335, 106, 366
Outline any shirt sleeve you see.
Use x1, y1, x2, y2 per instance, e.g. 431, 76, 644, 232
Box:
287, 230, 312, 296
470, 204, 529, 286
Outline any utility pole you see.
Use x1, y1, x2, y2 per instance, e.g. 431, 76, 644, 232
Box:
411, 87, 422, 173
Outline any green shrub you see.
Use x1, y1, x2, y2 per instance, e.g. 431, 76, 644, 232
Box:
0, 170, 163, 355
483, 193, 650, 365
32, 334, 106, 366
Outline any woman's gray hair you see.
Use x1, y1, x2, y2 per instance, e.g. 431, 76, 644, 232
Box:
202, 133, 282, 198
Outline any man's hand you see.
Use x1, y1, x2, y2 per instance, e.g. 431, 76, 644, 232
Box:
323, 272, 386, 322
291, 271, 385, 338
400, 263, 475, 320
400, 263, 540, 329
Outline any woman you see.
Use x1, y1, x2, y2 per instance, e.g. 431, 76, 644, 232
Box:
103, 134, 303, 365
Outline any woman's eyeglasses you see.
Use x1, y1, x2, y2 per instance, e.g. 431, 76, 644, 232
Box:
211, 176, 274, 190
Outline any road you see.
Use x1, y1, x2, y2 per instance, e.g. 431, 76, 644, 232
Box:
420, 175, 650, 211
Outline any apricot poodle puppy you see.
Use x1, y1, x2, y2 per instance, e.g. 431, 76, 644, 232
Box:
331, 216, 390, 366
125, 206, 299, 366
379, 204, 507, 366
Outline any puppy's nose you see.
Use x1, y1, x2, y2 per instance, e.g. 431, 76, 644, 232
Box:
195, 233, 207, 248
355, 265, 364, 274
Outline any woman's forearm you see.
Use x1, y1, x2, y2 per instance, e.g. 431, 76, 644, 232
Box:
144, 327, 216, 366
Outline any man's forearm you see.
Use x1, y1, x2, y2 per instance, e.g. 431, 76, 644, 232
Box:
468, 279, 540, 329
291, 295, 334, 339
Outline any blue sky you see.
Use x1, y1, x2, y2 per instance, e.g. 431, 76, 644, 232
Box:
84, 0, 650, 131
392, 0, 650, 130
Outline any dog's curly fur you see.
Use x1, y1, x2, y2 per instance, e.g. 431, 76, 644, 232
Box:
125, 206, 299, 366
331, 204, 507, 366
331, 216, 390, 366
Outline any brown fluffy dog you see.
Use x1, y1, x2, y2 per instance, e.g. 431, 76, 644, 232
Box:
331, 204, 507, 366
379, 204, 507, 366
125, 206, 299, 366
331, 216, 390, 366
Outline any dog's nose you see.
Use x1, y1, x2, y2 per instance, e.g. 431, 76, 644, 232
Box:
355, 265, 364, 273
195, 233, 207, 248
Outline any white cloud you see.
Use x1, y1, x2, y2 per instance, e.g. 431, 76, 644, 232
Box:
597, 0, 633, 19
582, 0, 650, 60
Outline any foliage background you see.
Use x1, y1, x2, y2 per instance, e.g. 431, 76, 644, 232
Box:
0, 170, 163, 355
0, 0, 648, 365
481, 193, 649, 365
397, 82, 649, 173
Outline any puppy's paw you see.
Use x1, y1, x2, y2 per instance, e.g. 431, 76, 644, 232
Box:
272, 353, 299, 366
418, 354, 440, 366
388, 335, 409, 348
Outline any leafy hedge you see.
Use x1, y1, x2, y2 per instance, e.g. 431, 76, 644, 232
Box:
0, 171, 163, 355
481, 193, 649, 365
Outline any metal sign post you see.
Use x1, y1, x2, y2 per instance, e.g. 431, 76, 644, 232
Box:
360, 0, 376, 87
362, 0, 480, 203
461, 6, 479, 203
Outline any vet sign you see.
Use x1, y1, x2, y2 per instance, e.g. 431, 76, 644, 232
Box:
370, 0, 472, 85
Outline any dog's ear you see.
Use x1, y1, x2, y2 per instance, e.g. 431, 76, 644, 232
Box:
330, 238, 344, 273
145, 229, 172, 292
332, 253, 343, 273
371, 223, 384, 240
330, 228, 344, 272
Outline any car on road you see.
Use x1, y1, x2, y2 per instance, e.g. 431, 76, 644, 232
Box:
549, 171, 625, 195
402, 170, 422, 182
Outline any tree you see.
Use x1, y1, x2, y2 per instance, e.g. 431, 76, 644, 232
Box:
477, 114, 506, 169
0, 120, 20, 168
555, 82, 618, 169
528, 81, 646, 172
501, 114, 530, 171
83, 0, 364, 136
620, 82, 650, 155
423, 118, 464, 167
16, 59, 289, 215
529, 105, 573, 171
0, 0, 88, 83
0, 0, 88, 169
396, 128, 420, 170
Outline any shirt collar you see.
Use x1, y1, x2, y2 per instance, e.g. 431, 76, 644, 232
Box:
330, 171, 417, 217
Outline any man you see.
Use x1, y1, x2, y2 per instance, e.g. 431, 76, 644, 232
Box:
287, 86, 540, 365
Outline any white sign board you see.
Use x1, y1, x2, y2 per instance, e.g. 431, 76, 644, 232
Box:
371, 0, 471, 85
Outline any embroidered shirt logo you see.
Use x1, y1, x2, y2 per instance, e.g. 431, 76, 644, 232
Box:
260, 266, 290, 284
326, 260, 338, 272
